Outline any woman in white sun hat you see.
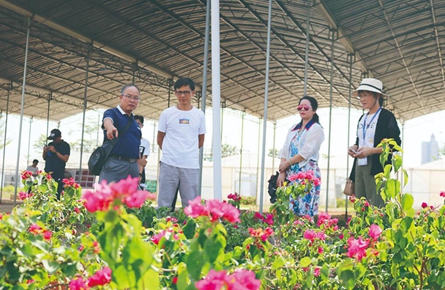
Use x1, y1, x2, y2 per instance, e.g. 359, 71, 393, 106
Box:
348, 78, 401, 207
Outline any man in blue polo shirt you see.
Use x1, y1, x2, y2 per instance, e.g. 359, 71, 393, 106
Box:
99, 84, 142, 183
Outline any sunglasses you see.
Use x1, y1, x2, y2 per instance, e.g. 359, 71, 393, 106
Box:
297, 104, 311, 111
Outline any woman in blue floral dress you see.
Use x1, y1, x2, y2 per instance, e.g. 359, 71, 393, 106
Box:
277, 96, 325, 216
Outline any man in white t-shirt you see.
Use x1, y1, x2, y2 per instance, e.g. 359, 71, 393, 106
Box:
157, 77, 206, 209
26, 159, 39, 176
134, 115, 150, 187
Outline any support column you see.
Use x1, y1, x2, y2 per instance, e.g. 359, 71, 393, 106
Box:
0, 83, 11, 202
325, 29, 336, 213
211, 0, 222, 200
14, 17, 31, 206
272, 121, 277, 176
46, 92, 51, 138
238, 111, 245, 194
259, 0, 273, 213
198, 0, 210, 197
345, 53, 354, 218
79, 50, 90, 183
303, 0, 311, 95
27, 117, 33, 166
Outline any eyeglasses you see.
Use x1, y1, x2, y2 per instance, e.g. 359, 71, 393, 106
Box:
123, 94, 140, 101
176, 90, 192, 96
297, 104, 311, 111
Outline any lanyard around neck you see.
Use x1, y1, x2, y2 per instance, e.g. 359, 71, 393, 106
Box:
362, 107, 382, 140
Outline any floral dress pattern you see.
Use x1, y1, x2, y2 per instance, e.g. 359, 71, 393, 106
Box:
287, 131, 321, 216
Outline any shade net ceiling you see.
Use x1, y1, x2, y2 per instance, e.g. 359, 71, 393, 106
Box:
0, 0, 444, 123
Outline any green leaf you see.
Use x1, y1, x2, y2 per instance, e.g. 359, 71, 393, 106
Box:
401, 194, 414, 211
186, 251, 206, 281
42, 260, 60, 274
386, 179, 401, 199
272, 256, 285, 270
400, 217, 413, 234
393, 154, 403, 172
183, 219, 196, 239
384, 164, 392, 179
339, 269, 355, 290
138, 268, 160, 290
204, 237, 223, 263
299, 257, 311, 267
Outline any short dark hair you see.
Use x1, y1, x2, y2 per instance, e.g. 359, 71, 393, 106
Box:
120, 84, 140, 95
134, 115, 144, 124
32, 159, 39, 164
174, 78, 195, 91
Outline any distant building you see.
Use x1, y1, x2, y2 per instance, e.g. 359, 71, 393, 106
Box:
421, 134, 439, 164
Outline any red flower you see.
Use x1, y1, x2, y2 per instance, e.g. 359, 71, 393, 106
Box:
29, 224, 42, 234
74, 207, 81, 214
421, 202, 428, 209
440, 191, 445, 198
347, 236, 370, 261
42, 230, 52, 241
172, 277, 178, 284
87, 267, 112, 287
69, 277, 89, 290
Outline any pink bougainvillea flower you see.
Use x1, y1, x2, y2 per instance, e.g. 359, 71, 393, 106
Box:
74, 207, 81, 214
184, 196, 240, 224
314, 267, 321, 277
42, 230, 52, 241
82, 181, 113, 213
124, 190, 149, 208
230, 269, 261, 290
21, 171, 33, 180
110, 175, 139, 199
195, 269, 260, 290
19, 191, 33, 200
440, 191, 445, 198
369, 224, 382, 240
151, 230, 178, 245
317, 212, 331, 227
63, 177, 80, 188
146, 192, 157, 201
69, 277, 89, 290
195, 269, 227, 290
87, 267, 112, 287
184, 196, 210, 218
29, 224, 42, 234
92, 241, 101, 254
421, 202, 428, 208
347, 236, 370, 261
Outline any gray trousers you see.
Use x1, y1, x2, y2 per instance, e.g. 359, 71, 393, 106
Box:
158, 162, 199, 208
99, 157, 139, 184
355, 157, 384, 207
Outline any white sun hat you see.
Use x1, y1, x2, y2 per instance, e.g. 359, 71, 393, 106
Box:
352, 78, 387, 97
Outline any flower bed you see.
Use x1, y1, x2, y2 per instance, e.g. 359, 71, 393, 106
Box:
1, 139, 445, 289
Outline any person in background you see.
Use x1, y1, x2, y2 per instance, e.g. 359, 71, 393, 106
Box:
348, 78, 401, 207
43, 129, 70, 199
134, 115, 150, 189
157, 77, 206, 210
277, 96, 325, 216
99, 84, 142, 183
26, 159, 39, 176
